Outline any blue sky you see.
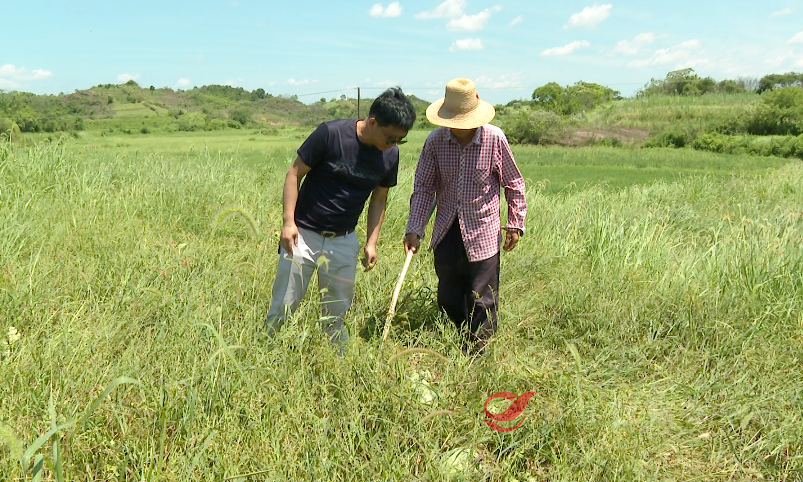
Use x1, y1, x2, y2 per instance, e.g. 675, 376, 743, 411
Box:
2, 0, 803, 105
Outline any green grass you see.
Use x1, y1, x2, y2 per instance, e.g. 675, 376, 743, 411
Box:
587, 93, 760, 132
509, 145, 788, 192
1, 133, 802, 481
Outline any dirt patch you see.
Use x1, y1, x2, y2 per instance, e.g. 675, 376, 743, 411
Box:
557, 126, 650, 147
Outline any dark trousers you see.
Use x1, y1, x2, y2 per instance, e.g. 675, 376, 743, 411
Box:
433, 220, 500, 346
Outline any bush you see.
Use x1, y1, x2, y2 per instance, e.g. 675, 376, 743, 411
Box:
206, 118, 230, 131
532, 81, 620, 115
690, 133, 803, 159
691, 133, 747, 154
230, 107, 252, 126
748, 87, 803, 136
498, 107, 566, 144
757, 72, 803, 93
643, 126, 698, 148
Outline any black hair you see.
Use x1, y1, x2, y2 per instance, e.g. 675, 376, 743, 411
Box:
368, 87, 416, 130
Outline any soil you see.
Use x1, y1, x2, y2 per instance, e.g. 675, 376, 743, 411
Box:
556, 126, 650, 147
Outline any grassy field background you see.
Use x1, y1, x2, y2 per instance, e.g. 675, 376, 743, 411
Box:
1, 130, 802, 481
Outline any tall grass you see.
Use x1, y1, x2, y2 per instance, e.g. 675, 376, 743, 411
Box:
588, 93, 760, 132
1, 135, 801, 481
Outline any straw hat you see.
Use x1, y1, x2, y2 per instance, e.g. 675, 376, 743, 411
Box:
426, 78, 495, 129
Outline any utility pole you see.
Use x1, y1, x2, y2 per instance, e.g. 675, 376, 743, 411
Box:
357, 87, 361, 119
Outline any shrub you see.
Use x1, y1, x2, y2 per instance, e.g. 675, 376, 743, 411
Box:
206, 118, 230, 131
757, 72, 803, 93
643, 126, 698, 148
498, 107, 566, 144
691, 133, 747, 154
690, 133, 803, 159
532, 81, 620, 115
230, 107, 252, 126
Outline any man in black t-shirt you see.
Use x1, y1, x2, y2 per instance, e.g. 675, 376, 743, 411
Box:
266, 87, 416, 351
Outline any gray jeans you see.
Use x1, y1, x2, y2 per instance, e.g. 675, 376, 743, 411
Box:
265, 227, 360, 349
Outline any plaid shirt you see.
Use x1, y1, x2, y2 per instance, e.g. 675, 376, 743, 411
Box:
406, 125, 527, 262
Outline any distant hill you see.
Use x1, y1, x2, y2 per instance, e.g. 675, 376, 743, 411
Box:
0, 80, 433, 134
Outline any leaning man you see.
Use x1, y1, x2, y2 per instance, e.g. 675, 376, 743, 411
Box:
266, 87, 416, 352
404, 78, 527, 354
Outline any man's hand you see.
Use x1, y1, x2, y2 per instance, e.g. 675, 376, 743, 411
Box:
280, 222, 299, 254
362, 243, 378, 271
404, 233, 421, 254
503, 228, 520, 252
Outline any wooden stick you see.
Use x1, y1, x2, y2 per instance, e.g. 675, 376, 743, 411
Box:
382, 249, 414, 342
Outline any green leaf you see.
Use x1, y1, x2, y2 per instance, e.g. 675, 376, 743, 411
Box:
32, 454, 44, 482
77, 376, 142, 429
22, 421, 76, 469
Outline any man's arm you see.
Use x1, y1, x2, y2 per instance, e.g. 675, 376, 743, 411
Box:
498, 134, 527, 251
404, 140, 437, 254
362, 186, 389, 271
280, 156, 312, 254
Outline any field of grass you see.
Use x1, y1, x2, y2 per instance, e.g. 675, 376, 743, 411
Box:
586, 93, 760, 133
1, 131, 802, 481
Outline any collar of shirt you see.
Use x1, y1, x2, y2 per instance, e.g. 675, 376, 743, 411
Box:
444, 125, 484, 147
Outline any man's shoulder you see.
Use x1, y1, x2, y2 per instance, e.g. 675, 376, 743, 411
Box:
321, 118, 357, 132
482, 123, 507, 139
424, 127, 450, 144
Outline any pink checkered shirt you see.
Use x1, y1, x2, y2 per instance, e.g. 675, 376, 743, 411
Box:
406, 125, 527, 262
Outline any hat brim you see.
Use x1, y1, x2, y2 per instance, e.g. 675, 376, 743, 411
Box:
426, 98, 496, 129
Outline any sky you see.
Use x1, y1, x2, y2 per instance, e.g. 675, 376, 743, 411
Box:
2, 0, 803, 105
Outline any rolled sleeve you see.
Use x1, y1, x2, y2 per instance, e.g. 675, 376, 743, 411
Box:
498, 134, 527, 234
406, 140, 437, 238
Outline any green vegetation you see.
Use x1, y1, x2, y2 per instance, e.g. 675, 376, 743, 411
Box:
757, 71, 803, 93
3, 72, 802, 162
639, 68, 752, 96
0, 130, 801, 480
487, 69, 803, 160
531, 81, 621, 116
0, 81, 430, 136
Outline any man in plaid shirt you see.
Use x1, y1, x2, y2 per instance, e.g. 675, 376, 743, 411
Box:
404, 78, 527, 354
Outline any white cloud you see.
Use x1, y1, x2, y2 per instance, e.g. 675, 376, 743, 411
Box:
770, 7, 794, 16
373, 80, 397, 87
541, 40, 591, 56
0, 64, 53, 82
509, 15, 522, 26
474, 74, 523, 89
788, 31, 803, 44
176, 78, 192, 87
286, 78, 317, 85
449, 38, 484, 51
0, 79, 17, 89
761, 50, 795, 69
613, 32, 655, 55
627, 39, 702, 67
447, 6, 501, 31
369, 2, 402, 18
565, 3, 612, 29
117, 73, 140, 82
415, 0, 465, 19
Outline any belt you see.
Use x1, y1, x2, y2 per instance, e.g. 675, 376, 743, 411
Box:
313, 229, 354, 238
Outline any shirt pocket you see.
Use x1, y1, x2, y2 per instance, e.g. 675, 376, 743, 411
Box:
473, 155, 493, 186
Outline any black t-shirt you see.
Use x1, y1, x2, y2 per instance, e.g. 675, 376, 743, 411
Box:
294, 119, 399, 232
